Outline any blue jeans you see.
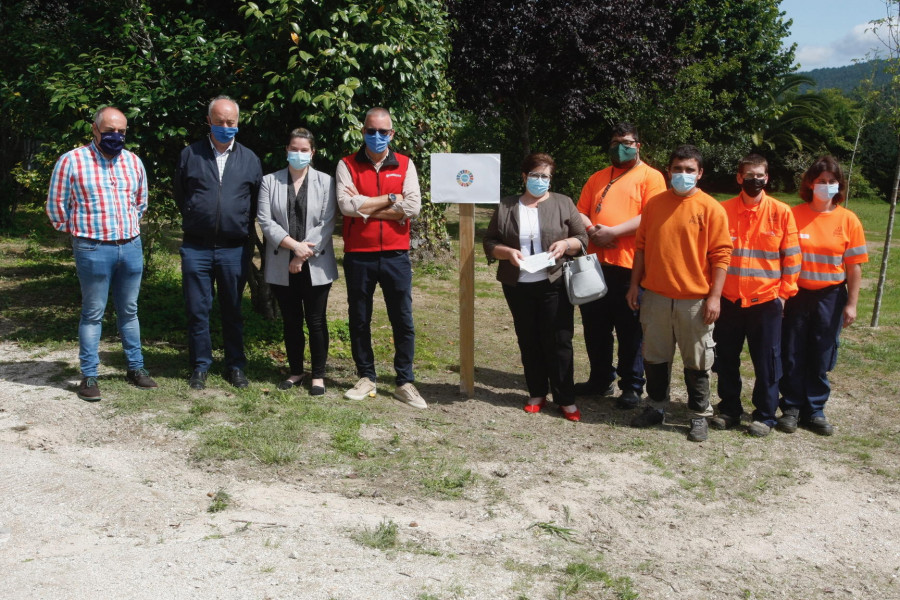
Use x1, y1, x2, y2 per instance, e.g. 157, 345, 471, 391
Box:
180, 241, 250, 372
72, 236, 145, 377
343, 250, 415, 386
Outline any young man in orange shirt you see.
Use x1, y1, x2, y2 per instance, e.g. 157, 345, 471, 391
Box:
710, 154, 800, 437
575, 123, 666, 408
626, 145, 732, 442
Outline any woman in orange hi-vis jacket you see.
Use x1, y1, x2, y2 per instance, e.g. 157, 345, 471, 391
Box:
778, 156, 868, 436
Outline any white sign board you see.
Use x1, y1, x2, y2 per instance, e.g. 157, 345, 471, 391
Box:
430, 153, 501, 204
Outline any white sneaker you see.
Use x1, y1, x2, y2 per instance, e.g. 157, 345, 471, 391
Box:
345, 377, 376, 400
393, 383, 427, 409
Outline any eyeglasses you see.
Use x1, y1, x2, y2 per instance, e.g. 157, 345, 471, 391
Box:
612, 139, 637, 147
527, 172, 552, 182
364, 128, 392, 136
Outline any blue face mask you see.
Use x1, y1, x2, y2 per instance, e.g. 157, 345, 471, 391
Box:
287, 151, 312, 170
364, 131, 391, 154
813, 183, 839, 202
671, 172, 697, 195
211, 125, 238, 144
98, 131, 125, 157
526, 177, 550, 197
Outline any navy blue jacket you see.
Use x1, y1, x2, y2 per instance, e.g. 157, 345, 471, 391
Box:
175, 138, 262, 243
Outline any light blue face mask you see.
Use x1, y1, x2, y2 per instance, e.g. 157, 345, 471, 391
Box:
364, 132, 391, 154
526, 177, 550, 197
813, 182, 839, 202
671, 172, 697, 194
287, 151, 311, 170
211, 125, 238, 144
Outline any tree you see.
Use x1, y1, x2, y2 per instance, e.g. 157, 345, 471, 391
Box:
447, 0, 680, 157
2, 0, 456, 319
868, 0, 900, 327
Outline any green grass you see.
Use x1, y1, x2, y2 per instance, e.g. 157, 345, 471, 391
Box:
352, 518, 399, 551
208, 488, 231, 513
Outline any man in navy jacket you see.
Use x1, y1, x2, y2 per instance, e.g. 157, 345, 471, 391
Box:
175, 95, 262, 390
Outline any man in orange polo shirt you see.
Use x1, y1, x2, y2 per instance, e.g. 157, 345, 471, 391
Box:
626, 145, 732, 442
710, 154, 800, 437
574, 123, 666, 408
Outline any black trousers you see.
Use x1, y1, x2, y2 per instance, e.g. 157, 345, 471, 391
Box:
578, 264, 644, 393
502, 278, 575, 406
270, 264, 332, 379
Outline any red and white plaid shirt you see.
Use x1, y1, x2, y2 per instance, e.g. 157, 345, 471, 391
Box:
46, 142, 148, 241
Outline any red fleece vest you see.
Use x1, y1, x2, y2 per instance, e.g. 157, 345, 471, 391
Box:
341, 151, 411, 252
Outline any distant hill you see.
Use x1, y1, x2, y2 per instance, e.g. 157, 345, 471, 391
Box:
798, 60, 891, 94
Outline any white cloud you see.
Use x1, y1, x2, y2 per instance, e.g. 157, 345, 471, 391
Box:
795, 20, 895, 69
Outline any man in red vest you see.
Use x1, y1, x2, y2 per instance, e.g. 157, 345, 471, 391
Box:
336, 107, 426, 408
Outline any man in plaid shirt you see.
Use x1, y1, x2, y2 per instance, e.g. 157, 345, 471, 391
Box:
46, 106, 157, 401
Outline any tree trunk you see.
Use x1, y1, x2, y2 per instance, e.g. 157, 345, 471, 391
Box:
513, 102, 534, 157
870, 135, 900, 327
846, 116, 864, 207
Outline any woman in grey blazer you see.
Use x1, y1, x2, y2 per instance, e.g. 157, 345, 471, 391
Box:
257, 128, 338, 395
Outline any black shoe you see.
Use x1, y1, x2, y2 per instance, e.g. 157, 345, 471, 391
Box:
573, 380, 616, 397
631, 406, 664, 428
277, 375, 304, 391
747, 421, 772, 437
777, 409, 799, 434
687, 417, 709, 442
802, 416, 834, 436
189, 370, 208, 390
225, 367, 249, 389
126, 368, 158, 389
708, 413, 741, 430
615, 390, 641, 410
310, 385, 325, 396
77, 376, 101, 402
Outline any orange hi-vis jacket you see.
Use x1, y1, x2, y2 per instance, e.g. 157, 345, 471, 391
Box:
576, 161, 666, 269
792, 203, 868, 290
721, 193, 800, 305
635, 188, 732, 300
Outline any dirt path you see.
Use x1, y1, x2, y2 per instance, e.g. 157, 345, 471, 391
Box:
1, 342, 899, 600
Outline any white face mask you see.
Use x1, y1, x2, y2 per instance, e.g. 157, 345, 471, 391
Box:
813, 183, 839, 202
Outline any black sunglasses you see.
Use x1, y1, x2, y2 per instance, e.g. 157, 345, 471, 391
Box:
364, 128, 392, 136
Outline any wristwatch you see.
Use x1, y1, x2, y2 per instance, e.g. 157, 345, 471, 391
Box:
388, 193, 398, 203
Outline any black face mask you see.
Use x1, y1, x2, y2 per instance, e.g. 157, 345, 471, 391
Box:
741, 177, 766, 196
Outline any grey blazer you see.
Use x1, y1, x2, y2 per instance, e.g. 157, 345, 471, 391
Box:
257, 167, 338, 287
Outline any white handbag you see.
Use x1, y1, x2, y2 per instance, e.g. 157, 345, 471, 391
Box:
562, 248, 608, 305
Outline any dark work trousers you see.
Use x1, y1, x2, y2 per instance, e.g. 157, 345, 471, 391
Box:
269, 262, 332, 379
502, 278, 576, 406
713, 297, 783, 426
180, 240, 251, 372
780, 284, 847, 420
343, 250, 415, 386
578, 264, 644, 393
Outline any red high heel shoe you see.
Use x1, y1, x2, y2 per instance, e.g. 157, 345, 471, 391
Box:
560, 406, 581, 422
523, 398, 547, 414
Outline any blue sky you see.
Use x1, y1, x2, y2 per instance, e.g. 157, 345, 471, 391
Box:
781, 0, 892, 69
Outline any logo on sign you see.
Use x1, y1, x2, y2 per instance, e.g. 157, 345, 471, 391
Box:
456, 169, 474, 187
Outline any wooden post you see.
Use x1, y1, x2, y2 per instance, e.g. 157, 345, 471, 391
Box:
459, 203, 476, 397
